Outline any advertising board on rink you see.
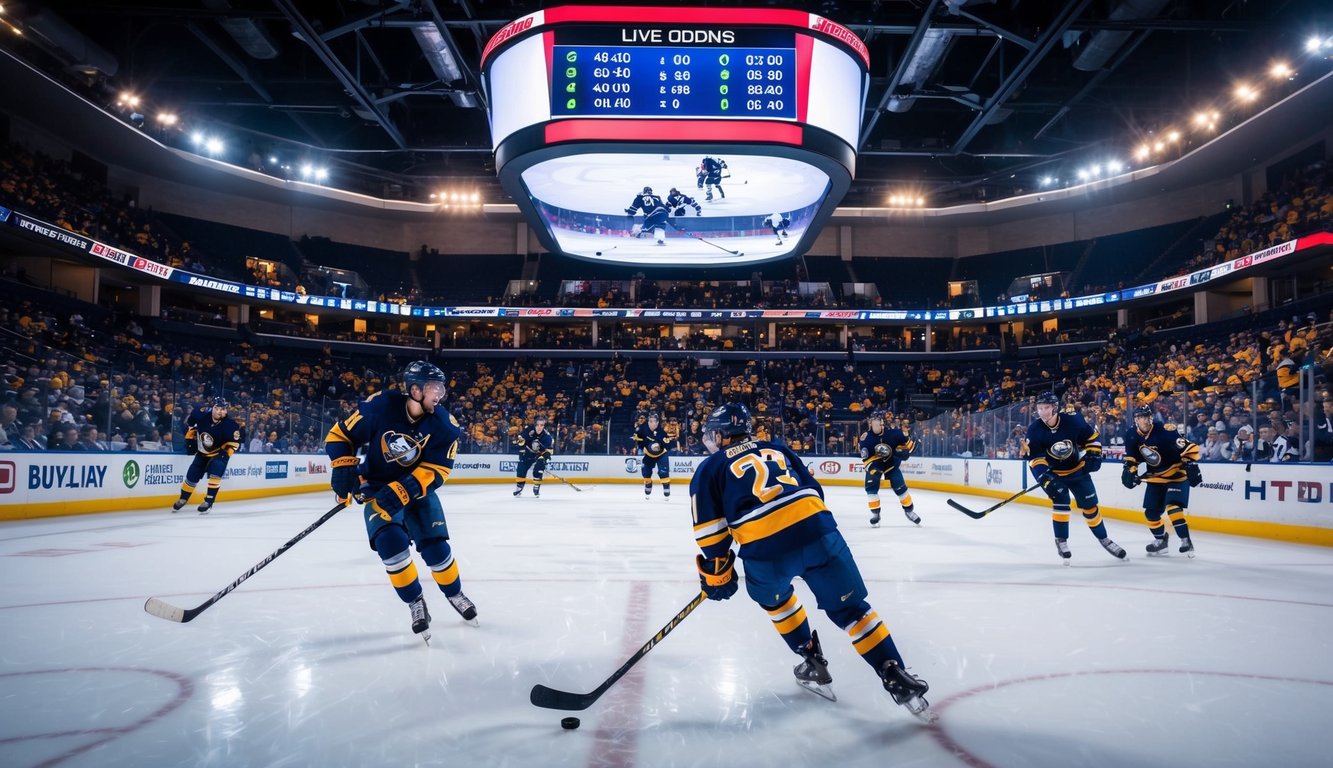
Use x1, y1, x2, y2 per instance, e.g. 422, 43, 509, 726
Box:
3, 451, 1332, 544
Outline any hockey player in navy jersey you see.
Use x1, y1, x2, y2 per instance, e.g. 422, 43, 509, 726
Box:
324, 360, 477, 643
697, 156, 727, 200
513, 414, 554, 498
667, 187, 702, 217
858, 410, 919, 527
632, 412, 676, 500
690, 403, 932, 719
172, 397, 243, 514
766, 212, 791, 245
1026, 391, 1127, 564
625, 186, 669, 245
1122, 406, 1200, 557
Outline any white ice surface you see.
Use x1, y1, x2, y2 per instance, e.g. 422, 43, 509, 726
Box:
2, 484, 1332, 768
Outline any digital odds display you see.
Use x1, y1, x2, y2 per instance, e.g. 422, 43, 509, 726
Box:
481, 6, 870, 266
551, 27, 797, 120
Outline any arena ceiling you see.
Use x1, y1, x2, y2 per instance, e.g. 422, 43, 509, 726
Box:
5, 0, 1332, 206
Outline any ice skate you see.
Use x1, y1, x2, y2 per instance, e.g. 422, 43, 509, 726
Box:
793, 630, 836, 702
171, 499, 187, 513
409, 596, 431, 644
1146, 534, 1170, 555
1055, 538, 1071, 565
869, 510, 881, 528
532, 487, 540, 498
880, 660, 933, 721
902, 505, 921, 525
775, 239, 783, 246
448, 592, 479, 627
513, 488, 523, 497
197, 499, 214, 514
1178, 537, 1195, 558
1099, 537, 1128, 560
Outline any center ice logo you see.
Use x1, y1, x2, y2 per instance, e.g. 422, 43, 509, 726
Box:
122, 460, 140, 489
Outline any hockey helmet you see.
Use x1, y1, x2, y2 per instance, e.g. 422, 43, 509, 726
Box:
1133, 406, 1154, 420
704, 402, 752, 440
646, 411, 660, 422
210, 396, 229, 410
1034, 391, 1060, 407
534, 413, 548, 424
403, 360, 447, 393
642, 186, 653, 194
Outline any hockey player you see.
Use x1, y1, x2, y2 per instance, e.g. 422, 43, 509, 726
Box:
172, 397, 242, 514
667, 187, 702, 217
1026, 391, 1126, 564
767, 212, 791, 245
858, 410, 919, 527
690, 403, 932, 719
633, 412, 675, 500
697, 156, 727, 200
324, 360, 477, 643
625, 186, 669, 245
513, 414, 554, 497
1122, 406, 1200, 557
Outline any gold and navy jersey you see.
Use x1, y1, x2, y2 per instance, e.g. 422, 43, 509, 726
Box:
857, 427, 914, 470
1123, 422, 1200, 483
633, 425, 674, 459
185, 407, 242, 458
515, 426, 553, 458
324, 391, 460, 499
1026, 412, 1101, 477
689, 439, 837, 561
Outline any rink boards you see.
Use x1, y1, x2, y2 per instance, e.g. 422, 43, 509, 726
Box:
1, 452, 1331, 545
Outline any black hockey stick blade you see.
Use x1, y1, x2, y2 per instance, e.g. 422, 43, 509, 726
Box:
530, 590, 707, 711
143, 501, 347, 623
946, 498, 991, 519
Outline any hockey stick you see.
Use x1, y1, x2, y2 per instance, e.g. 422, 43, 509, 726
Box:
662, 219, 741, 255
544, 468, 588, 493
531, 590, 706, 711
144, 501, 348, 623
947, 485, 1035, 519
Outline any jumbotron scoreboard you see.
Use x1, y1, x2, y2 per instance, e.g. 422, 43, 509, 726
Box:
481, 5, 869, 266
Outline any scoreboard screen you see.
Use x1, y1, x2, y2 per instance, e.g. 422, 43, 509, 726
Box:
552, 28, 798, 120
481, 6, 869, 266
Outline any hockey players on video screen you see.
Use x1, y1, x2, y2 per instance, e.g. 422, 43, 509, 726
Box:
625, 186, 670, 246
697, 156, 727, 201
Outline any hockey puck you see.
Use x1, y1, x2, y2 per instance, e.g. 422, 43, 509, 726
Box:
594, 251, 602, 256
560, 717, 580, 730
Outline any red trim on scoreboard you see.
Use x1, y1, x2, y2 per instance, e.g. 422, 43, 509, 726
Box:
483, 6, 869, 69
543, 30, 554, 88
795, 34, 814, 124
544, 120, 804, 145
1297, 232, 1333, 249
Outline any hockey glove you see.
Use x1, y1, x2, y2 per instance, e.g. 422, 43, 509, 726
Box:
331, 455, 361, 503
1083, 454, 1103, 473
369, 482, 411, 520
1185, 462, 1203, 487
874, 443, 893, 458
185, 436, 197, 456
624, 207, 636, 216
1037, 473, 1067, 496
1120, 465, 1140, 489
697, 551, 738, 601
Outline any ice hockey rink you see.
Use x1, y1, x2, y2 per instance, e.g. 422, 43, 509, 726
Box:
3, 483, 1332, 768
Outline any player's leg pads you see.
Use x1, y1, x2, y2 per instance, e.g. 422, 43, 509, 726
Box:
374, 526, 423, 602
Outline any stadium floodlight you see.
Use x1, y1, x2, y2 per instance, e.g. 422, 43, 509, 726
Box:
1134, 144, 1151, 161
1307, 36, 1324, 53
299, 163, 313, 179
1234, 83, 1258, 102
1269, 62, 1292, 79
1106, 160, 1123, 174
313, 167, 328, 181
1076, 169, 1090, 181
1040, 176, 1054, 187
156, 112, 177, 126
190, 131, 204, 146
203, 137, 224, 155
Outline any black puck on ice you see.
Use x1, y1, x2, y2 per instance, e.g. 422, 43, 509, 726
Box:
594, 251, 602, 256
561, 717, 580, 730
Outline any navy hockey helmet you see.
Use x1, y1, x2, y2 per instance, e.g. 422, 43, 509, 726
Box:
1034, 391, 1060, 407
210, 396, 229, 410
403, 360, 447, 392
869, 408, 888, 422
1133, 406, 1154, 420
704, 403, 753, 440
646, 411, 660, 422
534, 413, 548, 424
642, 186, 653, 194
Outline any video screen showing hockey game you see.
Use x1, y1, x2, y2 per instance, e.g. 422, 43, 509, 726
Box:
519, 152, 829, 266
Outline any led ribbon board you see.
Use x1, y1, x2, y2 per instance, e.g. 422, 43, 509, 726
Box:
482, 5, 869, 266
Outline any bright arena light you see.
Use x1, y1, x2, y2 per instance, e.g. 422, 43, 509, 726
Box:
156, 112, 177, 126
313, 167, 328, 181
1134, 144, 1151, 160
190, 131, 204, 146
204, 137, 223, 155
1307, 35, 1324, 53
1270, 61, 1292, 79
1234, 83, 1259, 102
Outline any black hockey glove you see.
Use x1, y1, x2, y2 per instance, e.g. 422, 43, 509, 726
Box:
697, 551, 738, 600
1083, 454, 1102, 473
370, 482, 410, 520
1037, 473, 1067, 496
1185, 462, 1203, 487
1120, 465, 1140, 489
185, 436, 197, 456
331, 455, 360, 503
624, 207, 636, 216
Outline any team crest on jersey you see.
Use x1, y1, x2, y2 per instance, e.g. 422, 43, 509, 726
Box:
199, 433, 216, 451
1047, 439, 1075, 461
1137, 445, 1163, 466
380, 431, 429, 466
